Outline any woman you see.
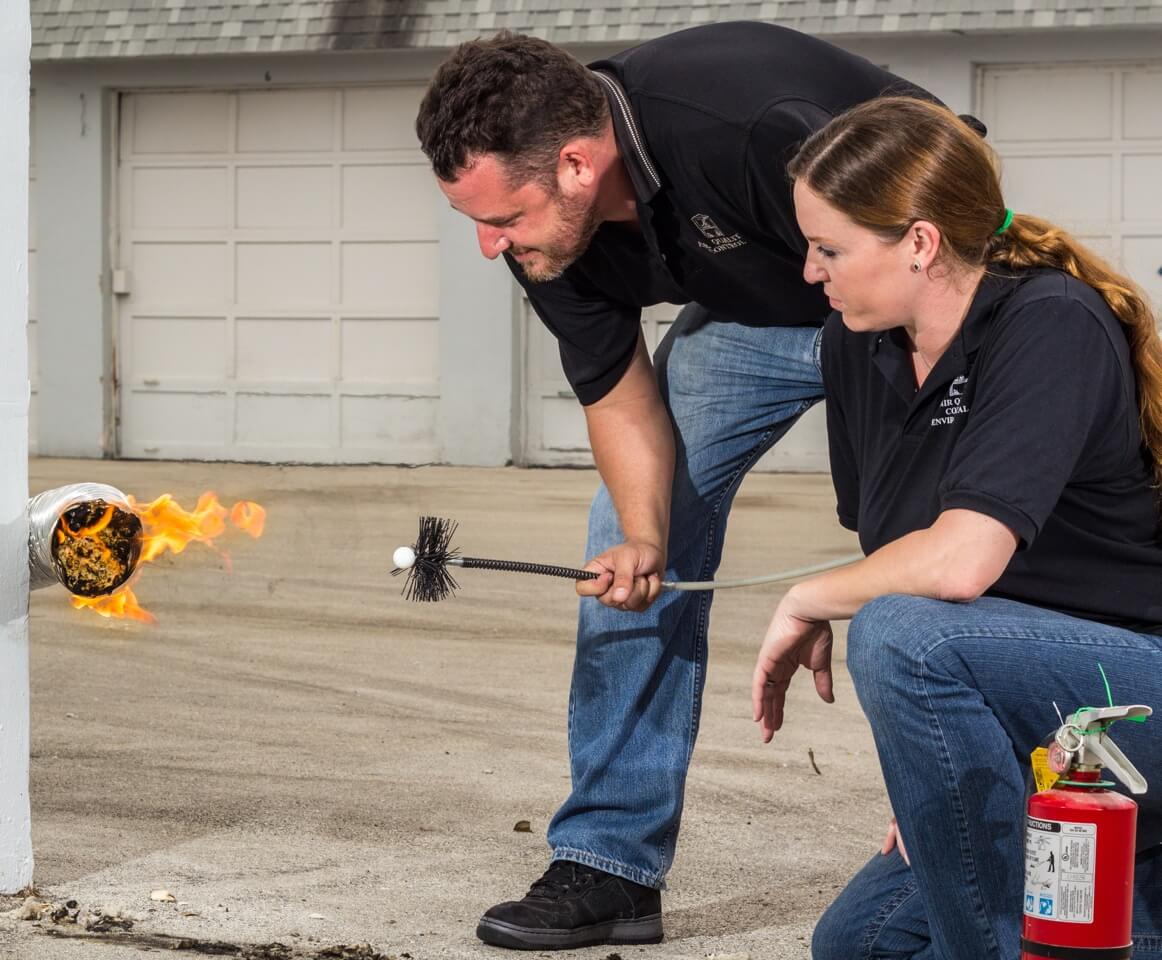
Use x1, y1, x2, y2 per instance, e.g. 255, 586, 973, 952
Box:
751, 96, 1162, 959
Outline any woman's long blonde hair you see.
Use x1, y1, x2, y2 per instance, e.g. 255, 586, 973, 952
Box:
789, 96, 1162, 494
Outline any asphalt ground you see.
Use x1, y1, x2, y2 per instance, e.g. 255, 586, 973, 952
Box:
0, 459, 884, 960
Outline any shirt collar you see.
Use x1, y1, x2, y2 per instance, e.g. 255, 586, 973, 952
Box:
591, 70, 662, 203
870, 269, 1026, 405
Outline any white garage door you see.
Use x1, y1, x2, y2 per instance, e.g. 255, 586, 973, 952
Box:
116, 86, 442, 463
979, 62, 1162, 308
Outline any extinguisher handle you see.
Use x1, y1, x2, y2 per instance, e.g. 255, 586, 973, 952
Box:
1067, 703, 1152, 795
1086, 733, 1148, 795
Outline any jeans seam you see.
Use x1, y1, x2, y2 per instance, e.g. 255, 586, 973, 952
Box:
917, 637, 1005, 958
859, 876, 918, 960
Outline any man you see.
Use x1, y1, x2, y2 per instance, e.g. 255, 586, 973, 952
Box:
416, 21, 938, 950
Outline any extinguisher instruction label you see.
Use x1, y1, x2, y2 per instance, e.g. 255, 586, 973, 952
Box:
1024, 817, 1097, 923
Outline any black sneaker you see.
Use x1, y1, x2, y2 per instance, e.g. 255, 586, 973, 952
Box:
476, 860, 663, 950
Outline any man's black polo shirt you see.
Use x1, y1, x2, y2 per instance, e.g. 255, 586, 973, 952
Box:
824, 268, 1162, 634
507, 21, 930, 405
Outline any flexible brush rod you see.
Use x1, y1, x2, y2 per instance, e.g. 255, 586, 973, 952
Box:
661, 553, 862, 590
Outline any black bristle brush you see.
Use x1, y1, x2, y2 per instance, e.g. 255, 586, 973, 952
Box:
392, 515, 861, 602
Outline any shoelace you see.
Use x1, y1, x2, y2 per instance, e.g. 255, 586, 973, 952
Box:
527, 862, 597, 899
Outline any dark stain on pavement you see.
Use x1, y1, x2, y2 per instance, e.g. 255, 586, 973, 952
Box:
39, 926, 406, 959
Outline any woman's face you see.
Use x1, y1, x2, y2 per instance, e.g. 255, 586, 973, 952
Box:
793, 179, 919, 332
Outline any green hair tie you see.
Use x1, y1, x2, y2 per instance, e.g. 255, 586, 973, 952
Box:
994, 207, 1014, 235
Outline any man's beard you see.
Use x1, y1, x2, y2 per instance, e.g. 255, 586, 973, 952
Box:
512, 192, 602, 283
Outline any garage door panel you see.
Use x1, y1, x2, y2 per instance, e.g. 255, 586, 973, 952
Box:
1122, 237, 1162, 308
1075, 235, 1117, 261
341, 164, 439, 237
123, 390, 230, 450
131, 317, 229, 380
341, 395, 438, 449
340, 318, 438, 382
982, 60, 1162, 330
236, 317, 332, 382
340, 242, 438, 313
987, 69, 1114, 143
236, 166, 332, 229
342, 87, 424, 151
133, 167, 228, 229
1001, 155, 1112, 225
134, 242, 228, 307
237, 90, 334, 153
236, 393, 331, 447
235, 243, 331, 307
541, 397, 590, 452
133, 93, 230, 154
1123, 156, 1162, 221
1124, 72, 1162, 139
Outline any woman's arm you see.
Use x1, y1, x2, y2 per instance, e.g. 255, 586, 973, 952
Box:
794, 508, 1018, 621
752, 508, 1017, 741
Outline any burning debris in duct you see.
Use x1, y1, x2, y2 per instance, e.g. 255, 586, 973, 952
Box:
52, 500, 143, 597
29, 483, 266, 624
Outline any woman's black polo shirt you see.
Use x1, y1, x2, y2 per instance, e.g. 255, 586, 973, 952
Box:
824, 268, 1162, 634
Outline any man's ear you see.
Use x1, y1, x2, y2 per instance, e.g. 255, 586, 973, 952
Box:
558, 139, 598, 193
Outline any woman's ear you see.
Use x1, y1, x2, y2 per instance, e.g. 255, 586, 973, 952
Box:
910, 220, 942, 272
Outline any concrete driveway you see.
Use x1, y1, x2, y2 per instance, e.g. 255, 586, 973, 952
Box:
0, 459, 884, 960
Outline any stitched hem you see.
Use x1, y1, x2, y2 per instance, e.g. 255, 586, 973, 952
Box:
551, 847, 663, 890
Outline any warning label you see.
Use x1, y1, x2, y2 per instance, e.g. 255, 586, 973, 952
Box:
1024, 817, 1097, 924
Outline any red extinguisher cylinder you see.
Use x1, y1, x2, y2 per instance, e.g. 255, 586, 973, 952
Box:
1022, 770, 1138, 959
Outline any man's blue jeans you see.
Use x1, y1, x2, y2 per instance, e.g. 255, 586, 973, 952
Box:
545, 302, 826, 887
814, 594, 1162, 960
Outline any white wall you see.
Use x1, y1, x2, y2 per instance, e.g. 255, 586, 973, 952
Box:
437, 202, 521, 465
33, 78, 111, 457
29, 29, 1162, 468
0, 0, 34, 894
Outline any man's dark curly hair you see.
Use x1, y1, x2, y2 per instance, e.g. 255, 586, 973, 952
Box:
416, 32, 608, 187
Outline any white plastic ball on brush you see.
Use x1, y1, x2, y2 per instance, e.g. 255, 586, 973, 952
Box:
392, 545, 416, 570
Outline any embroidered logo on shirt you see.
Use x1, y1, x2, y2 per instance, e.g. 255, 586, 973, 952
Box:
931, 375, 970, 427
690, 214, 747, 254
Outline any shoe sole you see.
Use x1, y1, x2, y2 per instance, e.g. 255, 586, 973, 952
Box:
476, 914, 663, 950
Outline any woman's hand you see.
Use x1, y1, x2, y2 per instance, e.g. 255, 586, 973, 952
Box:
752, 588, 835, 742
881, 817, 910, 865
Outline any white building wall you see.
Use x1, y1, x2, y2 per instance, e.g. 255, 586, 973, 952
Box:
29, 29, 1162, 468
1, 0, 34, 894
33, 78, 111, 457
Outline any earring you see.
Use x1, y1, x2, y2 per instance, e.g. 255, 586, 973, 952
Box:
911, 261, 922, 273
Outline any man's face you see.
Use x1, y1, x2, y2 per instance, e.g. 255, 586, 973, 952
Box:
439, 154, 601, 282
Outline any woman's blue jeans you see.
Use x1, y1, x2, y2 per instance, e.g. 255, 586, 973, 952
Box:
814, 594, 1162, 960
545, 303, 826, 887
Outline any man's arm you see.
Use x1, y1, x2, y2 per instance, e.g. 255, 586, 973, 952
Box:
577, 331, 675, 611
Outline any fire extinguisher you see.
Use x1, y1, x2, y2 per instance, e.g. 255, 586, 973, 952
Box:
1023, 703, 1152, 960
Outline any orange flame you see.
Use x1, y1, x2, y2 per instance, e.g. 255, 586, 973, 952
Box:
69, 491, 266, 624
70, 587, 157, 625
230, 501, 266, 538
